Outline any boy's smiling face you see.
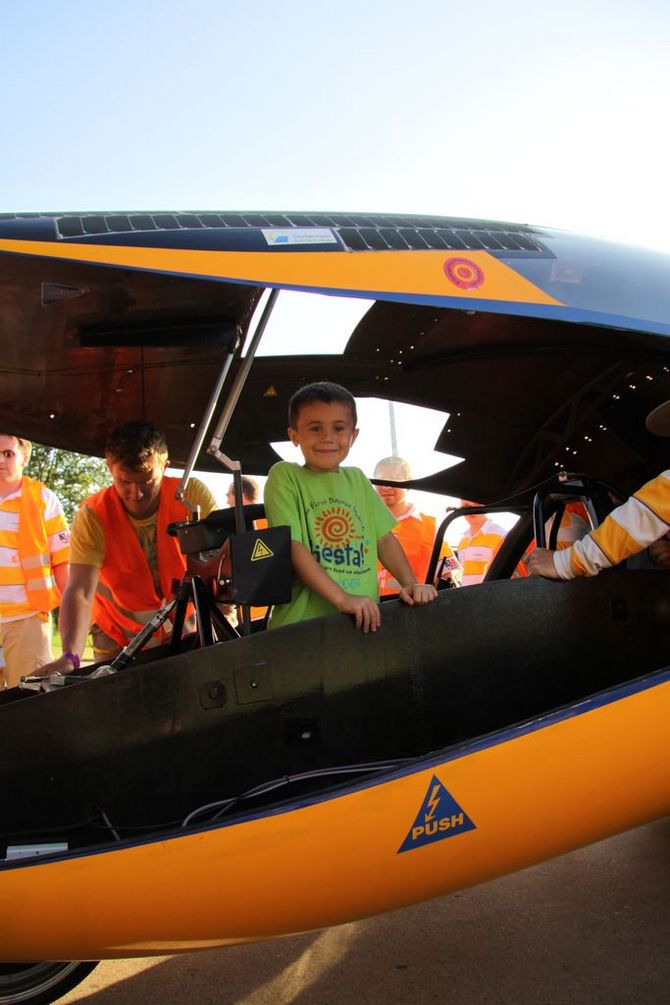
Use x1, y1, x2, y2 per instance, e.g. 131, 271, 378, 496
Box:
288, 400, 359, 473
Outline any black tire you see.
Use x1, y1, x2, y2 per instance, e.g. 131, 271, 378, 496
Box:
0, 961, 98, 1005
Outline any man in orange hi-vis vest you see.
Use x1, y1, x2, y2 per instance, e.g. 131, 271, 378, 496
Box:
40, 420, 217, 674
0, 434, 70, 686
457, 500, 506, 586
374, 457, 461, 594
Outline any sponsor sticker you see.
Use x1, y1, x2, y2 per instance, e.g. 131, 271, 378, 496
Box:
262, 228, 338, 246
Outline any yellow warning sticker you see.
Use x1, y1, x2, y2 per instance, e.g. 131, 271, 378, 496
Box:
263, 385, 279, 397
251, 539, 274, 561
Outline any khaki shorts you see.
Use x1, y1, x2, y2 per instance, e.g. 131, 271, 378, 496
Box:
90, 624, 123, 665
90, 620, 180, 665
0, 613, 53, 688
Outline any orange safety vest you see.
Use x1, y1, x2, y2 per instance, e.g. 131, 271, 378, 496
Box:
9, 477, 64, 614
458, 522, 505, 586
378, 510, 439, 596
86, 476, 191, 647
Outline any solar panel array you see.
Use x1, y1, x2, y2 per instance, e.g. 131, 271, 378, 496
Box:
0, 211, 549, 254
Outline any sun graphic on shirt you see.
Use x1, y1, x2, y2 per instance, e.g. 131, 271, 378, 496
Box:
315, 506, 356, 545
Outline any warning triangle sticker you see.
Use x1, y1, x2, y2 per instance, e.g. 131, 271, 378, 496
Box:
263, 385, 279, 397
251, 538, 274, 561
397, 775, 476, 854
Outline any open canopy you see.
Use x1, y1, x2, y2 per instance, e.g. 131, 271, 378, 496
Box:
1, 211, 668, 501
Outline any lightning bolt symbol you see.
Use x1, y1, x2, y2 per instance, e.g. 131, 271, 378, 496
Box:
425, 784, 441, 822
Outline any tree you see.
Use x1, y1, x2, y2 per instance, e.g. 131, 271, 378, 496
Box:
27, 443, 108, 526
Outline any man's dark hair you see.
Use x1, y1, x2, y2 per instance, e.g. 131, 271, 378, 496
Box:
105, 420, 169, 469
288, 382, 357, 428
240, 476, 260, 502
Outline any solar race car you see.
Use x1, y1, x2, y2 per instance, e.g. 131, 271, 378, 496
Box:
0, 211, 668, 1005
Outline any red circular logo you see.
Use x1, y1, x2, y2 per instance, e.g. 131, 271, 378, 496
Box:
443, 257, 485, 290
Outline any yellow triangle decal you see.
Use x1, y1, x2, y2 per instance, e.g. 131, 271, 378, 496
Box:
251, 538, 274, 561
263, 385, 279, 397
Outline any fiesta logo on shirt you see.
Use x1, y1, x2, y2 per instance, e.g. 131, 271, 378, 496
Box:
313, 541, 368, 566
313, 506, 369, 567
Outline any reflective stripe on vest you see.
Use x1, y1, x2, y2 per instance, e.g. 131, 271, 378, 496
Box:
17, 478, 61, 613
458, 530, 505, 586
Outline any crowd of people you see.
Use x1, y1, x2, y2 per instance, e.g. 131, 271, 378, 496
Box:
1, 382, 667, 686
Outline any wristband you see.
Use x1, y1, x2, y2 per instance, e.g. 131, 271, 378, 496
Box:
62, 651, 81, 670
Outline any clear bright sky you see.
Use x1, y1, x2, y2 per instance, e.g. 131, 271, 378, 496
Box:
3, 0, 670, 535
3, 0, 670, 249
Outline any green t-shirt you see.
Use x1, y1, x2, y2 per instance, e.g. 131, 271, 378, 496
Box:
264, 461, 396, 628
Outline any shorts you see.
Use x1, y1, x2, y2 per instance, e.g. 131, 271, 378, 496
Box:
0, 613, 53, 688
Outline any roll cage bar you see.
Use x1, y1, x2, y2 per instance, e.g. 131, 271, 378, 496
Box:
425, 472, 627, 586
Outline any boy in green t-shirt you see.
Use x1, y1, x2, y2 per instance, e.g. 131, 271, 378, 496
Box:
265, 381, 437, 632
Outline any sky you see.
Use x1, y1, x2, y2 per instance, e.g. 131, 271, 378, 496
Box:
3, 0, 670, 538
3, 0, 670, 247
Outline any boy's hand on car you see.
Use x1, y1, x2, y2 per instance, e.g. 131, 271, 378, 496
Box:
398, 583, 438, 606
338, 593, 381, 633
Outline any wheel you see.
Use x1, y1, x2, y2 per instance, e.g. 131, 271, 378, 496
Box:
0, 961, 98, 1005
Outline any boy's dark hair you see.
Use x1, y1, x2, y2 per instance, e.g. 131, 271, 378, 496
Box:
105, 420, 169, 469
288, 382, 357, 428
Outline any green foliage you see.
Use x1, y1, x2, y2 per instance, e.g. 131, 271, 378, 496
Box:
28, 443, 108, 526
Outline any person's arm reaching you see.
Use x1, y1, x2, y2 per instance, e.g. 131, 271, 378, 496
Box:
649, 534, 670, 567
526, 548, 561, 579
377, 532, 437, 605
529, 471, 670, 580
41, 563, 100, 674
